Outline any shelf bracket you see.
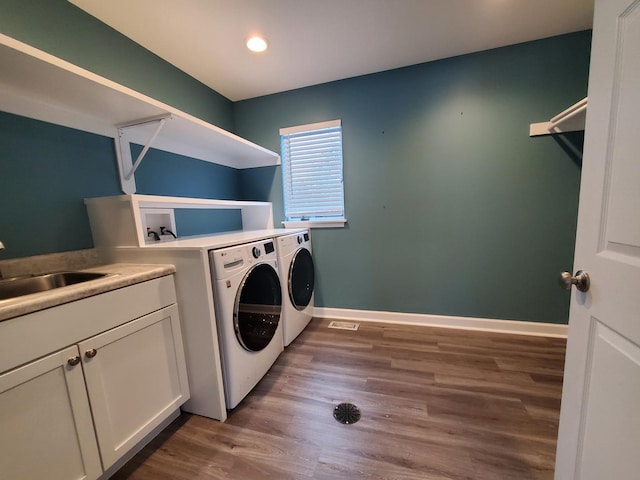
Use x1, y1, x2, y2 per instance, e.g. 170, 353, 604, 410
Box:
115, 114, 172, 194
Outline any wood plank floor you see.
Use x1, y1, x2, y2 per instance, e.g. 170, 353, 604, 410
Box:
112, 318, 566, 480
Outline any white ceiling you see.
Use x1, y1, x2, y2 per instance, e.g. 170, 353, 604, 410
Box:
69, 0, 594, 102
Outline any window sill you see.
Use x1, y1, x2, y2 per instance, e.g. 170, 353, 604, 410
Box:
282, 219, 346, 229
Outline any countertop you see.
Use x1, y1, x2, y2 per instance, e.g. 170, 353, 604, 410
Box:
140, 228, 306, 250
0, 263, 175, 322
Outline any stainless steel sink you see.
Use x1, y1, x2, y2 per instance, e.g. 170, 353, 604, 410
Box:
0, 272, 109, 301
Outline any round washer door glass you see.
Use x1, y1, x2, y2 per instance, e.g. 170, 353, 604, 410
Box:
234, 263, 282, 352
289, 248, 315, 310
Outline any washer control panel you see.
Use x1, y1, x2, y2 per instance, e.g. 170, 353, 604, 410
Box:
211, 238, 278, 280
264, 241, 275, 254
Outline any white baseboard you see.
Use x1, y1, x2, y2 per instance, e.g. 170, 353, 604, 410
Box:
313, 307, 568, 338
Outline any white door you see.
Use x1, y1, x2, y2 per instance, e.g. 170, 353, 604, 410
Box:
554, 0, 640, 478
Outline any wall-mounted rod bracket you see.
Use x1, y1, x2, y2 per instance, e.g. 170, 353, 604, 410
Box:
549, 97, 588, 128
530, 97, 588, 137
115, 114, 172, 194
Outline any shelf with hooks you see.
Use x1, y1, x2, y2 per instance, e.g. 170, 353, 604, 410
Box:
530, 97, 588, 137
0, 34, 280, 193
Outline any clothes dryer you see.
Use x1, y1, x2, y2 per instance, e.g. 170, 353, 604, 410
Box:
276, 230, 315, 346
209, 238, 283, 409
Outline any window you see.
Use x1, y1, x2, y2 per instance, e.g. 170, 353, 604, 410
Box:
280, 119, 346, 227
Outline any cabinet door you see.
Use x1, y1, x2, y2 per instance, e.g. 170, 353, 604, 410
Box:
0, 346, 102, 480
79, 304, 189, 469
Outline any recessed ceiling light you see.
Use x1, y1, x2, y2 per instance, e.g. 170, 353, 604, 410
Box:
246, 36, 268, 53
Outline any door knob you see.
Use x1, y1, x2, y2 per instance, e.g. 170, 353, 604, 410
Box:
559, 270, 590, 292
67, 356, 81, 366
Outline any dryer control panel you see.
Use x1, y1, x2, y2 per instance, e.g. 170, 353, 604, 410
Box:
278, 230, 311, 252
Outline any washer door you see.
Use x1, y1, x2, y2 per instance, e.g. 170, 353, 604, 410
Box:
234, 263, 282, 352
289, 248, 315, 310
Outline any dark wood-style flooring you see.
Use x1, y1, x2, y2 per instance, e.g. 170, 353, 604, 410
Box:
112, 318, 566, 480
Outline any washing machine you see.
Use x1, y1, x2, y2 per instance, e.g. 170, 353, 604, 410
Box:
209, 238, 283, 409
276, 230, 315, 346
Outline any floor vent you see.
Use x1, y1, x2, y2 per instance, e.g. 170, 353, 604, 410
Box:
333, 402, 361, 424
328, 321, 359, 331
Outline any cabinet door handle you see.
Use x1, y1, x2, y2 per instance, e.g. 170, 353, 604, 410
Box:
85, 348, 97, 358
67, 355, 81, 366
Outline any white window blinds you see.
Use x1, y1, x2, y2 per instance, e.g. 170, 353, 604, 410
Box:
280, 120, 345, 222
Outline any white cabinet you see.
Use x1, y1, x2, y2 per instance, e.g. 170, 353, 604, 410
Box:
0, 346, 102, 480
0, 275, 189, 479
80, 305, 188, 470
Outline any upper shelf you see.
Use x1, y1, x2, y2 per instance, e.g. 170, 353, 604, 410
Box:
530, 97, 587, 137
0, 34, 280, 169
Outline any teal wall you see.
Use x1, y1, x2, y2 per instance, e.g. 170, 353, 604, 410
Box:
174, 209, 243, 237
0, 112, 119, 257
235, 31, 591, 324
0, 0, 239, 257
0, 0, 590, 324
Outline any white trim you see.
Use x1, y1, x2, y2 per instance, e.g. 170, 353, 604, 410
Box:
313, 307, 568, 338
280, 119, 341, 135
283, 219, 346, 228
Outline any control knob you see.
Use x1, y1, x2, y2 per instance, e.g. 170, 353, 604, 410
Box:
252, 246, 261, 258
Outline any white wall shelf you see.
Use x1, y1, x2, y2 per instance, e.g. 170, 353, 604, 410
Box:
530, 97, 588, 137
0, 34, 280, 193
85, 194, 275, 248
